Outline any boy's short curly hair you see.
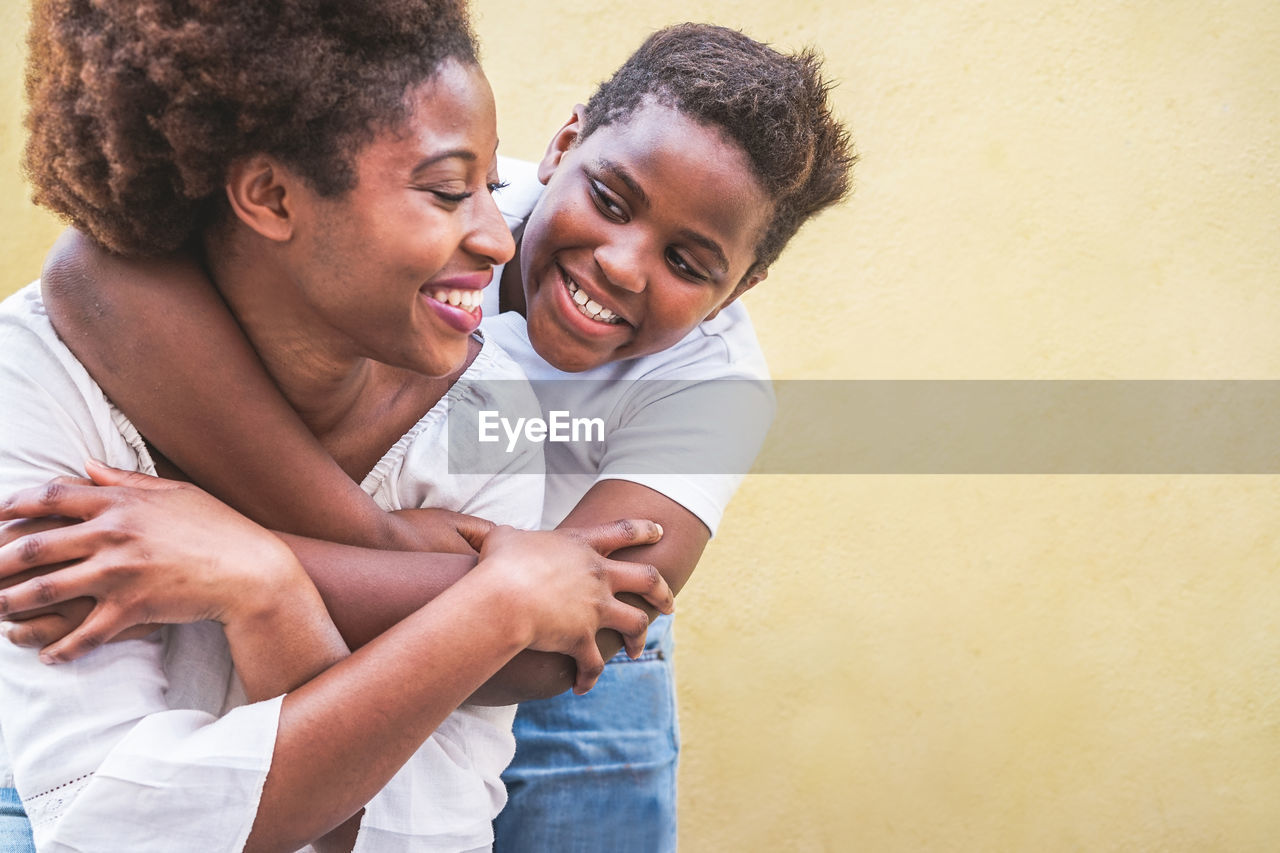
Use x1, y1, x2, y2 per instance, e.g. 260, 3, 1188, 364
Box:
580, 23, 856, 277
23, 0, 477, 257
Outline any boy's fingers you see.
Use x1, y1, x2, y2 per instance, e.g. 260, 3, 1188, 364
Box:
570, 519, 663, 556
1, 613, 74, 649
38, 604, 124, 664
454, 514, 495, 554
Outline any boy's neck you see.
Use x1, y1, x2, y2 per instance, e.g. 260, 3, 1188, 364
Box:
497, 239, 527, 317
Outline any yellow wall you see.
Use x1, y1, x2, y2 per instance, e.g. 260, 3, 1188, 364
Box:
4, 2, 1279, 850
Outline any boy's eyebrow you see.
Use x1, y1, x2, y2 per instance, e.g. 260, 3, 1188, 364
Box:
676, 228, 729, 274
599, 158, 729, 274
598, 158, 649, 207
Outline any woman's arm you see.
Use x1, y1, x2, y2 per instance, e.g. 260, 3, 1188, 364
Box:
0, 472, 671, 851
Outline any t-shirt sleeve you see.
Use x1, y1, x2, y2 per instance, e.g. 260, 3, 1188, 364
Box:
594, 375, 776, 535
0, 295, 283, 852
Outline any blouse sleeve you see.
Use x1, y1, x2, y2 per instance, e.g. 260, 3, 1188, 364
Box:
0, 290, 284, 852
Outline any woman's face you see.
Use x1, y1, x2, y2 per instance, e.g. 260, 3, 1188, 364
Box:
282, 59, 514, 378
516, 102, 772, 373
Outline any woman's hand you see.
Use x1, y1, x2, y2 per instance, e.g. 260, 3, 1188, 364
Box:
0, 460, 307, 663
472, 519, 674, 695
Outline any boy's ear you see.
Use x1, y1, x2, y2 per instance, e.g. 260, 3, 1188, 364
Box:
224, 155, 296, 243
706, 266, 768, 321
537, 104, 586, 185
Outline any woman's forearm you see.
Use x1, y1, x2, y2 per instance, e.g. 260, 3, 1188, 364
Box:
244, 569, 527, 852
221, 566, 350, 703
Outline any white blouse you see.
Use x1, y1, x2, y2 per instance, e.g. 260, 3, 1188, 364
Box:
0, 283, 544, 852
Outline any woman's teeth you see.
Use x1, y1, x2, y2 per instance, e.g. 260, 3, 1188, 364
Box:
566, 278, 622, 324
425, 287, 483, 312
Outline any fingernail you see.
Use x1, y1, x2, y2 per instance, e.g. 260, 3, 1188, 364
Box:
653, 522, 663, 538
0, 623, 11, 641
39, 652, 58, 665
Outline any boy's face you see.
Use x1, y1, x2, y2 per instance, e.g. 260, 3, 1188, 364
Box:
516, 102, 771, 372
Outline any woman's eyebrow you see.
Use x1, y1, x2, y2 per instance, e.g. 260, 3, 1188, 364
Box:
411, 148, 477, 174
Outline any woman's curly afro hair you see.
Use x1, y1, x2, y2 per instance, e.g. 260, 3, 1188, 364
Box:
580, 23, 856, 277
23, 0, 477, 257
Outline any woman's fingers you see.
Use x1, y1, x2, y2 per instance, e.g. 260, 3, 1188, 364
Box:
603, 600, 652, 660
0, 518, 104, 580
567, 518, 663, 556
0, 514, 79, 549
570, 642, 606, 695
0, 479, 117, 523
84, 459, 180, 491
0, 563, 100, 618
604, 557, 675, 615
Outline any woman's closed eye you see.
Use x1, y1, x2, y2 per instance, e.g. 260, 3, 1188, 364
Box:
425, 180, 508, 204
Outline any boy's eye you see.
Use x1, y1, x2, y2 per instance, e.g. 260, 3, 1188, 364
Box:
666, 248, 707, 281
588, 178, 627, 221
487, 180, 510, 194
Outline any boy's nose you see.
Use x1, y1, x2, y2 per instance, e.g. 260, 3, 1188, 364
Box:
593, 238, 647, 294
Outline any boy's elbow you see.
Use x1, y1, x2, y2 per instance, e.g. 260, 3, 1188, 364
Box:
467, 651, 575, 706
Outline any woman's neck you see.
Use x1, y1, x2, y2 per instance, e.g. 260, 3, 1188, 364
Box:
202, 232, 381, 442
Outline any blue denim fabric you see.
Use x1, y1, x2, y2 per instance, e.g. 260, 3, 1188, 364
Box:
493, 614, 678, 853
0, 786, 35, 853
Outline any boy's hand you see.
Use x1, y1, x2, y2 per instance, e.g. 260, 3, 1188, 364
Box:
386, 507, 495, 555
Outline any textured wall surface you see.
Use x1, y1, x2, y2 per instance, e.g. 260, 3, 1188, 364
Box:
4, 2, 1279, 850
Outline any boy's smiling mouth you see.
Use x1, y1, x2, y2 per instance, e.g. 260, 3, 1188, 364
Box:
559, 265, 626, 325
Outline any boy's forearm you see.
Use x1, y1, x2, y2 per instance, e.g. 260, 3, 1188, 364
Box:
41, 228, 397, 549
280, 534, 583, 703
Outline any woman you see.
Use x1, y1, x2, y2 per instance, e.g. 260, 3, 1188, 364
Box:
0, 2, 671, 850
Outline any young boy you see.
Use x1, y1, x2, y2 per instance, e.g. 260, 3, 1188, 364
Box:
15, 23, 854, 852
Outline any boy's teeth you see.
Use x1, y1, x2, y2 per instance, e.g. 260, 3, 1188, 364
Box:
564, 276, 623, 325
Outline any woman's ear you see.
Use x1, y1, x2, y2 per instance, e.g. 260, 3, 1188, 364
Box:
537, 104, 586, 185
223, 155, 296, 243
706, 267, 768, 322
